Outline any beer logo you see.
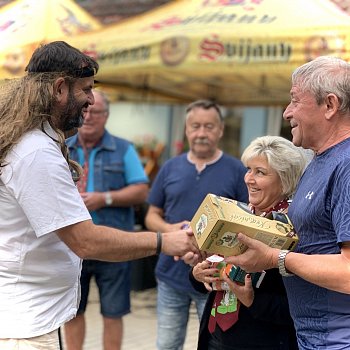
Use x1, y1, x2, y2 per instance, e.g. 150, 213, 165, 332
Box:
160, 36, 190, 66
199, 34, 225, 61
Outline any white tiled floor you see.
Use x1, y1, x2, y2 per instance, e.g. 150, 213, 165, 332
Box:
62, 281, 200, 350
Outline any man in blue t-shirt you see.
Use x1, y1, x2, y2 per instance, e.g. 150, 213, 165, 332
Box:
226, 56, 350, 349
145, 100, 248, 350
64, 90, 149, 350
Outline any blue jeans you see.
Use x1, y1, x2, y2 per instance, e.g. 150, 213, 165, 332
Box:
156, 280, 208, 350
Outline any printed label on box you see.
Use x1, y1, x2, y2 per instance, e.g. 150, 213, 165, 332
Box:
195, 214, 208, 239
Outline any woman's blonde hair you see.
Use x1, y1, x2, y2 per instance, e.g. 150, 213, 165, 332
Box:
241, 135, 308, 198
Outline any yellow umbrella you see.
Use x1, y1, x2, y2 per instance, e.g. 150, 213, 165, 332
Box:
67, 0, 350, 106
0, 0, 101, 78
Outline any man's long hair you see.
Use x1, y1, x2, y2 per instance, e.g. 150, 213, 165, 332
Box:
0, 73, 80, 177
0, 41, 99, 179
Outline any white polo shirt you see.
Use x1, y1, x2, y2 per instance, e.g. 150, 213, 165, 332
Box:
0, 124, 91, 338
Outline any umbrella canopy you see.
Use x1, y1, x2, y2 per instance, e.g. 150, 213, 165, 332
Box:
0, 0, 101, 77
67, 0, 350, 106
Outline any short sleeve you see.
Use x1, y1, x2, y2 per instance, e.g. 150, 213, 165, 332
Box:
6, 146, 91, 237
123, 144, 149, 184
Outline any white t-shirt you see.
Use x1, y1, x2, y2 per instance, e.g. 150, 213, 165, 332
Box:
0, 125, 91, 338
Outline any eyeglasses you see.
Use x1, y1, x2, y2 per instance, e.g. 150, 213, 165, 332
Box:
85, 109, 107, 117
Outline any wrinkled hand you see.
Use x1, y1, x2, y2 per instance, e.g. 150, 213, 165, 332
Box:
80, 192, 104, 211
222, 273, 254, 307
162, 229, 200, 258
192, 260, 219, 292
224, 233, 279, 272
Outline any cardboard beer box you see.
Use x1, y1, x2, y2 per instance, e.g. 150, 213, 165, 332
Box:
190, 194, 298, 257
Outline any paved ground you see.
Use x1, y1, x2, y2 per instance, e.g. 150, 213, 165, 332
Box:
61, 281, 200, 349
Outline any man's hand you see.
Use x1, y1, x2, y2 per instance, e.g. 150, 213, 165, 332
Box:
80, 192, 104, 211
173, 227, 206, 265
224, 233, 279, 272
162, 229, 200, 258
179, 250, 207, 266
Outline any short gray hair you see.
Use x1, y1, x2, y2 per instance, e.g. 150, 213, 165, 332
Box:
241, 135, 308, 198
292, 56, 350, 115
185, 99, 223, 121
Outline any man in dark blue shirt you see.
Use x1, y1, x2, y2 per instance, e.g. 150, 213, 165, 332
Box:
145, 100, 248, 349
226, 56, 350, 349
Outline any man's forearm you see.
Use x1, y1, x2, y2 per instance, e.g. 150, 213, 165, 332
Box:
57, 220, 198, 261
58, 221, 157, 261
108, 183, 148, 207
284, 251, 350, 294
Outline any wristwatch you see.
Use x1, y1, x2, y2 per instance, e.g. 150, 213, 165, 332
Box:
278, 250, 294, 277
104, 192, 113, 206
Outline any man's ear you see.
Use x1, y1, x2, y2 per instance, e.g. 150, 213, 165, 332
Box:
53, 77, 69, 103
325, 93, 339, 120
218, 122, 224, 139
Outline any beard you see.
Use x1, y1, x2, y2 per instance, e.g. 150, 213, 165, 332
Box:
61, 90, 87, 132
63, 113, 84, 132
